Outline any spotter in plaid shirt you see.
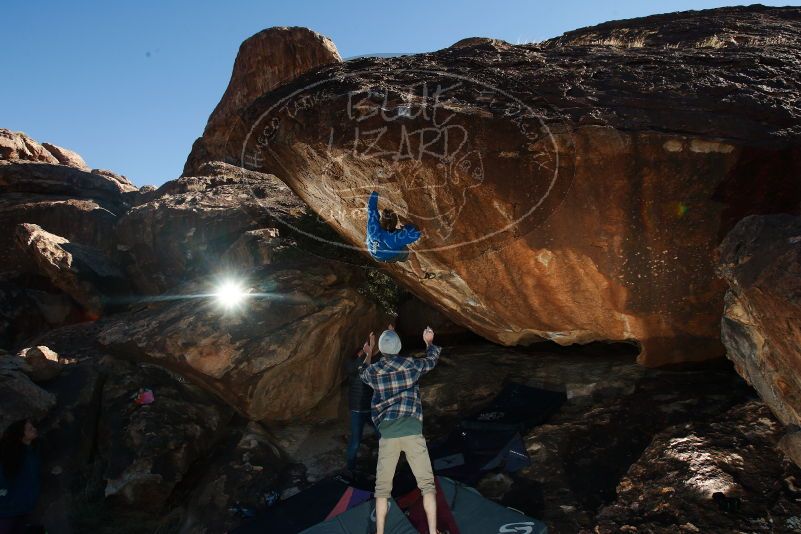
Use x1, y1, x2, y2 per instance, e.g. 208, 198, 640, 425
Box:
359, 344, 441, 427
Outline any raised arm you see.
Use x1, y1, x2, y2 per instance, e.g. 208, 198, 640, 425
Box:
366, 191, 382, 239
416, 344, 441, 374
359, 331, 378, 387
395, 224, 422, 246
415, 326, 441, 374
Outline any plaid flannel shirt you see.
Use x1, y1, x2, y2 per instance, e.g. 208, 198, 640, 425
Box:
359, 344, 441, 428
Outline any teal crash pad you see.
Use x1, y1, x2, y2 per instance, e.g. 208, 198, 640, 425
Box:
300, 498, 416, 534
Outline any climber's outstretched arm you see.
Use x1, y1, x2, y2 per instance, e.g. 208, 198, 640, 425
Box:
393, 224, 422, 247
366, 191, 382, 237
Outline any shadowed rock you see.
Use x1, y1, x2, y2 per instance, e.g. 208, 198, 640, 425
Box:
594, 401, 797, 533
97, 358, 233, 511
0, 349, 56, 434
178, 422, 284, 533
0, 160, 136, 276
17, 345, 62, 382
15, 223, 130, 316
97, 259, 385, 421
0, 281, 80, 350
115, 162, 310, 294
718, 214, 801, 454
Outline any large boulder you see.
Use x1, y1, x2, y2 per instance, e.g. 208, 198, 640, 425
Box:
115, 162, 315, 294
718, 215, 801, 436
183, 27, 342, 175
15, 223, 130, 316
202, 7, 801, 365
16, 345, 62, 382
40, 142, 89, 171
0, 160, 136, 275
0, 129, 89, 170
594, 401, 798, 533
97, 259, 385, 421
116, 161, 363, 294
0, 160, 136, 201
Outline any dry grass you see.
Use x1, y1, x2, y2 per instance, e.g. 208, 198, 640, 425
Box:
747, 35, 792, 46
589, 36, 647, 48
572, 30, 654, 48
695, 34, 793, 48
695, 35, 729, 48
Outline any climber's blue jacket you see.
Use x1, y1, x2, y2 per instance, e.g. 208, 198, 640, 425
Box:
365, 191, 421, 262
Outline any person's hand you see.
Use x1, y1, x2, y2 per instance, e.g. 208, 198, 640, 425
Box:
363, 332, 376, 358
423, 326, 434, 346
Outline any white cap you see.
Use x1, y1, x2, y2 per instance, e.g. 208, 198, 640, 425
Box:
378, 330, 402, 355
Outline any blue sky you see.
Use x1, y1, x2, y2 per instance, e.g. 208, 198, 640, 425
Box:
2, 1, 799, 186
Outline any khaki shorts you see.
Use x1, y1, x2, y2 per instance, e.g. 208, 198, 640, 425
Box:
375, 433, 435, 498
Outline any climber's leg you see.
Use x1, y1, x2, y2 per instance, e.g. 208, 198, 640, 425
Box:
407, 251, 435, 280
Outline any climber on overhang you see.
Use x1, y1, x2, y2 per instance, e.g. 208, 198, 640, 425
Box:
365, 191, 433, 279
366, 191, 420, 261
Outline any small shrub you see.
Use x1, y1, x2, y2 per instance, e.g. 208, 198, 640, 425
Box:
359, 268, 401, 316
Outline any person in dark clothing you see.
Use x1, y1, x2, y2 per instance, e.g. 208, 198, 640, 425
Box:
0, 420, 40, 534
344, 332, 380, 471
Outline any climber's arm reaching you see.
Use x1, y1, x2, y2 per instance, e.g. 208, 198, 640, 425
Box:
397, 224, 422, 245
415, 327, 440, 375
384, 224, 421, 252
358, 331, 378, 387
366, 191, 382, 238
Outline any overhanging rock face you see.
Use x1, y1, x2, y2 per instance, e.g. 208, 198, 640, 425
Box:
187, 6, 801, 365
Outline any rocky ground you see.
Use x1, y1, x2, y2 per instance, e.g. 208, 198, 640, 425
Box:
244, 344, 801, 534
9, 318, 800, 533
